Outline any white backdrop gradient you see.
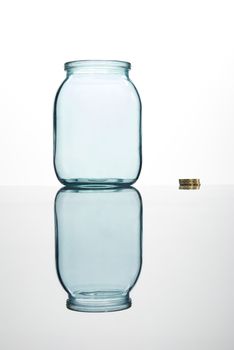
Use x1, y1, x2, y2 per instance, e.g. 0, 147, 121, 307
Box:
0, 0, 233, 185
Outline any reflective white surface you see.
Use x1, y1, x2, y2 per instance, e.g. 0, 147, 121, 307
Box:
0, 186, 234, 349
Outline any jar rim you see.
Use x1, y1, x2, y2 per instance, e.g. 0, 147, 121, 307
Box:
64, 60, 131, 70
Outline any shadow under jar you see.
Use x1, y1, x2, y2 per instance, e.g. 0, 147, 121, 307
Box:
54, 60, 142, 186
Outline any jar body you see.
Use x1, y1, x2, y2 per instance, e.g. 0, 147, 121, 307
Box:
55, 187, 142, 312
54, 60, 142, 186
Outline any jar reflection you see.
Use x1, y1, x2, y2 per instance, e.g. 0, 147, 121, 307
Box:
55, 187, 143, 312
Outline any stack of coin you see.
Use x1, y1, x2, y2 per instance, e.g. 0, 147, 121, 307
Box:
179, 179, 200, 190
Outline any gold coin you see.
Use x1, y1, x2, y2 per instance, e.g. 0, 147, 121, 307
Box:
179, 179, 200, 186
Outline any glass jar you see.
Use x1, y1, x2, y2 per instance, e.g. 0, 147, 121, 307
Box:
54, 60, 142, 186
55, 187, 143, 312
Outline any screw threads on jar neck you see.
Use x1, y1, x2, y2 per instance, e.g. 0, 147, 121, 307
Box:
65, 60, 131, 75
67, 291, 131, 312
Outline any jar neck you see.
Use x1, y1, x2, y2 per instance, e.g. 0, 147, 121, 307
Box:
67, 291, 131, 312
65, 60, 130, 78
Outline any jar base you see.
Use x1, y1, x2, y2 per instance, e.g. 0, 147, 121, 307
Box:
67, 291, 131, 313
58, 177, 136, 187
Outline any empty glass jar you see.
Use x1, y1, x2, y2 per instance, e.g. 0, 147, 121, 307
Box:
54, 60, 142, 186
55, 187, 143, 312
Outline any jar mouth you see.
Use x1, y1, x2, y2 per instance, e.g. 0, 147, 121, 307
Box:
64, 60, 131, 71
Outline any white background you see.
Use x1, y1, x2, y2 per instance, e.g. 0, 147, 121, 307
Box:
1, 0, 234, 185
